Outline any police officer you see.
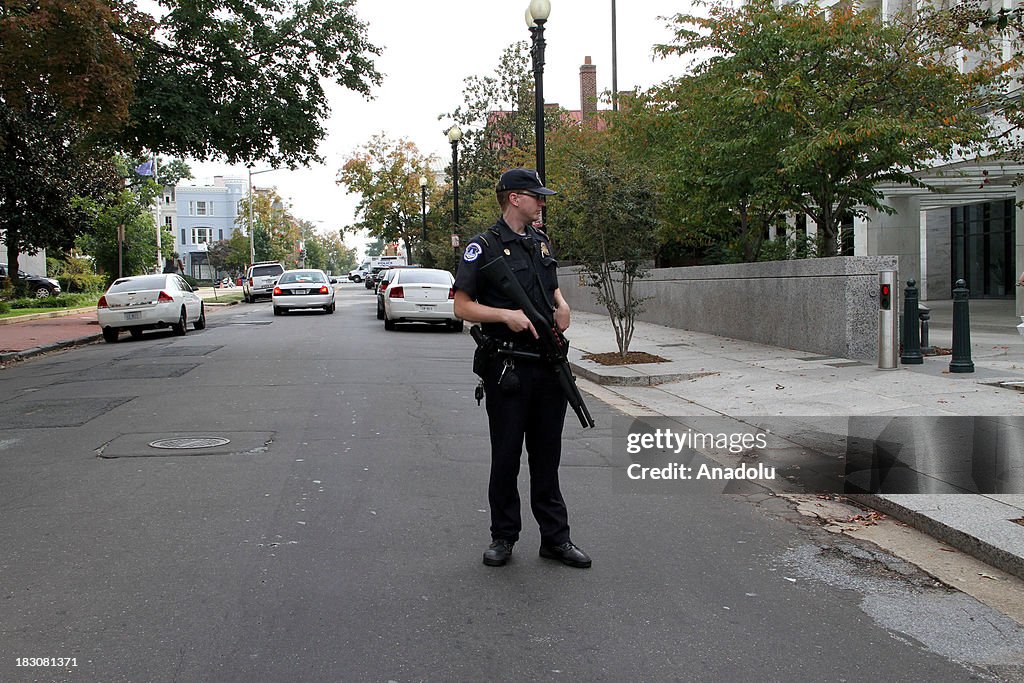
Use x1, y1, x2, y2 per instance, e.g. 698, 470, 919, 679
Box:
453, 168, 591, 569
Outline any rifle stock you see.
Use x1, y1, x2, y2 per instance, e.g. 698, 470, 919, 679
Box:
478, 257, 595, 428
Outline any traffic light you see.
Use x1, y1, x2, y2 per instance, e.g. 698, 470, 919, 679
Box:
880, 283, 892, 310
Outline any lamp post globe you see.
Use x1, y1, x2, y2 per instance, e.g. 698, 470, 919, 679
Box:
529, 0, 550, 21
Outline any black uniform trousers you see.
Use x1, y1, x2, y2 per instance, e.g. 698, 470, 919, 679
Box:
483, 354, 570, 546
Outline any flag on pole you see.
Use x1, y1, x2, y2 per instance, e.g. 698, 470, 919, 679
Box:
134, 160, 155, 176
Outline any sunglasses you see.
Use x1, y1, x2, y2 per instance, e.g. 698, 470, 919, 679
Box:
515, 191, 544, 200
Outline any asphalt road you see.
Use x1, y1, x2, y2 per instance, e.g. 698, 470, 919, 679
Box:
1, 282, 1023, 682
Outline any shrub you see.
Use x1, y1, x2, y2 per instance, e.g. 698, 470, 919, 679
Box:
6, 293, 98, 310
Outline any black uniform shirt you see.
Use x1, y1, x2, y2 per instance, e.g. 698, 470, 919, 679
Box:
454, 217, 560, 344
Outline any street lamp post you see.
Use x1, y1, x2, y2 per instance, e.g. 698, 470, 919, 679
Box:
419, 175, 428, 242
447, 125, 462, 247
526, 0, 551, 185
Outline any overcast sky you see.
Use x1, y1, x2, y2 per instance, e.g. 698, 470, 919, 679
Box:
187, 0, 697, 258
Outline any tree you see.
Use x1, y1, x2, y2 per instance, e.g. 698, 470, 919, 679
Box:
206, 231, 250, 279
0, 96, 122, 292
236, 191, 301, 264
655, 0, 1004, 256
118, 0, 382, 166
616, 76, 789, 263
558, 139, 659, 358
75, 187, 172, 281
0, 0, 139, 132
338, 135, 438, 264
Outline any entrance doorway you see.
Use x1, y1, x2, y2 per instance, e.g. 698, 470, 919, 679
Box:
950, 200, 1015, 298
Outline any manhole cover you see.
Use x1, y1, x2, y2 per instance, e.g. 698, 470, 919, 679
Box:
149, 437, 231, 450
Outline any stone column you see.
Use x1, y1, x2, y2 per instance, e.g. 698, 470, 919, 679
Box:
864, 195, 922, 287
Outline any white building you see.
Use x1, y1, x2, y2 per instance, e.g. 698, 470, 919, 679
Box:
172, 176, 248, 280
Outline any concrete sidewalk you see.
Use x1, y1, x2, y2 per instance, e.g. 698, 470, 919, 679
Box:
0, 288, 238, 362
565, 302, 1024, 581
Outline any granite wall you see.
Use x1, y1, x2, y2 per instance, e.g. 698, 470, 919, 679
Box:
558, 256, 900, 361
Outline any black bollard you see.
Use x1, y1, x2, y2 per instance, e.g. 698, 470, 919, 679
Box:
901, 279, 923, 364
918, 305, 932, 354
949, 279, 975, 373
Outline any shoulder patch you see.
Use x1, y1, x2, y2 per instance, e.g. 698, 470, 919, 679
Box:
463, 242, 483, 262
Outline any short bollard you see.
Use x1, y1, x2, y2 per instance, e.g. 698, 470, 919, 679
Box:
949, 279, 974, 373
901, 279, 923, 364
918, 305, 931, 354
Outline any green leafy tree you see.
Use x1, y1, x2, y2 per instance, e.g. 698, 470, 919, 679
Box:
338, 135, 438, 264
559, 145, 659, 358
206, 231, 250, 278
0, 96, 122, 291
118, 0, 382, 166
75, 187, 172, 281
236, 191, 301, 265
654, 0, 1003, 256
0, 0, 139, 132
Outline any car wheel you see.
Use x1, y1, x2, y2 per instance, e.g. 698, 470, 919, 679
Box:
376, 303, 384, 320
129, 328, 143, 340
273, 306, 283, 316
172, 307, 188, 335
34, 286, 52, 298
194, 304, 206, 330
384, 317, 396, 331
244, 293, 251, 303
102, 327, 119, 343
449, 320, 464, 333
325, 302, 335, 314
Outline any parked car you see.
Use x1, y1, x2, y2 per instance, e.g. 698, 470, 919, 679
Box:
243, 262, 285, 302
96, 273, 205, 342
348, 266, 369, 282
375, 268, 402, 319
382, 268, 462, 332
364, 265, 390, 290
272, 269, 337, 315
0, 264, 61, 298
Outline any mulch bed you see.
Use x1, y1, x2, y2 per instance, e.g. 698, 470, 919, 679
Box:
581, 351, 669, 366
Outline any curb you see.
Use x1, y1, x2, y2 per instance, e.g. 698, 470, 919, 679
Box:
848, 494, 1024, 582
0, 333, 102, 364
570, 361, 715, 387
0, 307, 96, 325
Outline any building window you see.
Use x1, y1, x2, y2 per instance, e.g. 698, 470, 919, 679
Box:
218, 229, 224, 241
180, 228, 186, 245
164, 216, 173, 227
188, 201, 213, 216
192, 227, 213, 245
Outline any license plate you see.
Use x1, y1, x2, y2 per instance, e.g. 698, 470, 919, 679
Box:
416, 304, 435, 311
124, 311, 141, 320
293, 289, 307, 295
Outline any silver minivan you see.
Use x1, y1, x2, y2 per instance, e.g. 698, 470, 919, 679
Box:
243, 262, 285, 302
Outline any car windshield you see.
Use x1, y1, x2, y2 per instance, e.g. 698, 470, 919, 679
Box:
398, 270, 452, 285
279, 271, 326, 284
251, 265, 283, 277
108, 275, 167, 293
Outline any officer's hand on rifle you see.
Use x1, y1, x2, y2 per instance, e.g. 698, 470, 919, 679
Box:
502, 309, 539, 339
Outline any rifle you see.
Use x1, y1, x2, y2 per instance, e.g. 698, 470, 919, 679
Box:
478, 256, 595, 428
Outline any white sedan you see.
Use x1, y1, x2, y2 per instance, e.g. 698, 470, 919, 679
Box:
382, 268, 463, 332
272, 269, 337, 315
97, 273, 205, 342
